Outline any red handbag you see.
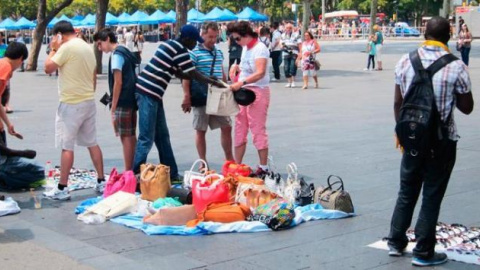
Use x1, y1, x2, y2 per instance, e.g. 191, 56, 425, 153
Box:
222, 160, 252, 177
192, 174, 230, 213
103, 168, 137, 198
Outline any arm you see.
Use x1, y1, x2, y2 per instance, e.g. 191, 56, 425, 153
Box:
394, 84, 403, 122
456, 92, 474, 115
181, 79, 192, 113
93, 67, 97, 92
183, 69, 224, 87
44, 50, 59, 74
0, 138, 35, 158
314, 41, 321, 54
230, 58, 267, 91
111, 70, 122, 112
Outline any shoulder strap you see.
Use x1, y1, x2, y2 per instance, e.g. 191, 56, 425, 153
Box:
209, 48, 217, 76
409, 50, 424, 72
426, 54, 458, 75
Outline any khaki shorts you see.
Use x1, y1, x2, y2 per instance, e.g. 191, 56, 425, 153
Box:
55, 100, 97, 151
376, 44, 383, 61
193, 106, 231, 131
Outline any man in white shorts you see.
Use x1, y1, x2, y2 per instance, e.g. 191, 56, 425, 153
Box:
44, 20, 105, 200
182, 22, 234, 168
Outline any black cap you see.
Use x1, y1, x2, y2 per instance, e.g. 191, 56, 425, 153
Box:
234, 88, 256, 106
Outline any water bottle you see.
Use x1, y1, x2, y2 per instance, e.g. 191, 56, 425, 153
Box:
44, 161, 54, 189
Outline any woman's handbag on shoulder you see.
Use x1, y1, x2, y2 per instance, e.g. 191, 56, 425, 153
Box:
314, 60, 321, 71
140, 163, 171, 201
103, 168, 137, 198
206, 85, 239, 116
314, 175, 354, 213
456, 41, 463, 52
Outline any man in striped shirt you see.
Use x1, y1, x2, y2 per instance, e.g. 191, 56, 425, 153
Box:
134, 25, 224, 181
182, 22, 233, 168
388, 17, 474, 267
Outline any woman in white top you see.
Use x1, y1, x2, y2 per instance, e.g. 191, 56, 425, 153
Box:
296, 31, 320, 89
228, 21, 271, 176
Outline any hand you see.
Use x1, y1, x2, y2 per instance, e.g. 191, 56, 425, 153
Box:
50, 34, 63, 52
8, 124, 23, 139
0, 121, 3, 133
229, 81, 242, 92
181, 96, 192, 113
229, 64, 240, 82
111, 113, 119, 137
22, 150, 36, 159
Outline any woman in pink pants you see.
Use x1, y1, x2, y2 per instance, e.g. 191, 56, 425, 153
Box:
228, 21, 271, 176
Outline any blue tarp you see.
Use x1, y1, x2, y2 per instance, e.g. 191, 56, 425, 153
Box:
236, 7, 268, 22
13, 17, 36, 29
187, 8, 205, 23
0, 18, 17, 30
202, 7, 237, 22
145, 10, 175, 24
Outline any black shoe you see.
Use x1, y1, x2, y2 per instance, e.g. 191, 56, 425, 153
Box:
388, 245, 404, 257
412, 252, 448, 267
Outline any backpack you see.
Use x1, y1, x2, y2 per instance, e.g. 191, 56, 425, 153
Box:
395, 51, 458, 156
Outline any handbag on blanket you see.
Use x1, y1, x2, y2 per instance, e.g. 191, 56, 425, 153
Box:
186, 202, 251, 227
222, 160, 252, 177
264, 171, 285, 197
283, 163, 302, 204
183, 159, 208, 189
314, 175, 354, 213
206, 86, 239, 116
79, 191, 137, 220
234, 176, 265, 205
143, 205, 197, 226
192, 174, 230, 213
103, 168, 137, 198
140, 163, 171, 201
248, 198, 295, 231
243, 187, 278, 209
298, 178, 315, 206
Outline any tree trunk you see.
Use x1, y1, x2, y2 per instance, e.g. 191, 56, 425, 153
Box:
175, 0, 189, 38
442, 0, 450, 18
302, 0, 313, 41
95, 0, 109, 74
370, 0, 378, 34
27, 0, 73, 71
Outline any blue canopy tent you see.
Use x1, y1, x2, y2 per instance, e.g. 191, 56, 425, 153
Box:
0, 18, 17, 30
187, 8, 205, 23
117, 12, 131, 24
122, 10, 150, 25
223, 8, 237, 18
236, 7, 268, 22
106, 12, 119, 25
13, 17, 36, 29
47, 17, 60, 28
166, 10, 176, 20
145, 10, 175, 24
58, 14, 74, 23
71, 15, 85, 22
78, 14, 95, 27
202, 7, 237, 22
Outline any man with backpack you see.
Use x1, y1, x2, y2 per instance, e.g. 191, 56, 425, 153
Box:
387, 17, 473, 267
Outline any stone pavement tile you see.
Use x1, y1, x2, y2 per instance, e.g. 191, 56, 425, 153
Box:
79, 253, 135, 270
61, 246, 112, 261
198, 260, 264, 270
83, 231, 165, 254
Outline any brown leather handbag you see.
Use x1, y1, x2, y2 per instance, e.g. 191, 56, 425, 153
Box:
140, 163, 171, 201
314, 175, 354, 213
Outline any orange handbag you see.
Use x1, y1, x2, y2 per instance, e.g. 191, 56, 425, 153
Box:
140, 163, 171, 201
234, 176, 265, 205
222, 160, 252, 177
244, 188, 278, 209
186, 202, 251, 227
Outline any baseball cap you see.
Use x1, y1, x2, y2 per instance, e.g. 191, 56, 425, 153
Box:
180, 25, 204, 43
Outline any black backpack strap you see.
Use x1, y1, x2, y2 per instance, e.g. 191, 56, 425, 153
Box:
426, 54, 458, 75
409, 50, 425, 72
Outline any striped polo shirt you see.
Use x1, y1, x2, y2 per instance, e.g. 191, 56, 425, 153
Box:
189, 44, 223, 78
136, 40, 195, 100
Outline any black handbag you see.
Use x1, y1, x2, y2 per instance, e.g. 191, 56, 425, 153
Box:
190, 49, 216, 107
314, 175, 354, 213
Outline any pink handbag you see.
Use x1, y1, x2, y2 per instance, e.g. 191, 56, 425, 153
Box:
103, 168, 137, 198
192, 174, 230, 213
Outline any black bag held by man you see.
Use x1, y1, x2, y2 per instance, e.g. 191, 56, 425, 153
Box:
190, 49, 217, 107
314, 175, 354, 213
395, 51, 457, 156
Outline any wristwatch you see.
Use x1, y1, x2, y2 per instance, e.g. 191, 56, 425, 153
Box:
242, 80, 247, 86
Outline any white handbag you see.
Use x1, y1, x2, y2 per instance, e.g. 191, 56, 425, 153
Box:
206, 86, 239, 116
183, 159, 208, 189
283, 163, 301, 204
79, 191, 137, 221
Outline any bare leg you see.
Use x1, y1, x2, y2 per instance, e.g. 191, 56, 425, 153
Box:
302, 76, 308, 89
235, 143, 247, 164
121, 135, 137, 171
313, 75, 318, 88
220, 126, 234, 161
88, 145, 104, 179
60, 150, 74, 186
195, 130, 207, 162
258, 148, 269, 166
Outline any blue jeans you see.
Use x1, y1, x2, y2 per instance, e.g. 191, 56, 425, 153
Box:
388, 140, 456, 258
0, 157, 45, 190
284, 55, 298, 78
270, 51, 283, 80
133, 93, 178, 178
460, 47, 470, 66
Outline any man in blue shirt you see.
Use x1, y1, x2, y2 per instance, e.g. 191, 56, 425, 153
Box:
181, 22, 233, 169
134, 25, 224, 182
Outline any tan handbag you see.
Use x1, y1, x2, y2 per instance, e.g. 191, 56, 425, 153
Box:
314, 175, 354, 213
140, 163, 171, 201
143, 205, 197, 226
206, 86, 239, 116
243, 187, 278, 209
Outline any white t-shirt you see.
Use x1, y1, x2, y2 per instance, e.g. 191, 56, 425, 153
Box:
124, 32, 134, 51
239, 41, 270, 87
271, 30, 283, 51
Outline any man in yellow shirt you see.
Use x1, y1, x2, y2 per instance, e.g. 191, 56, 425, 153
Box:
44, 21, 105, 200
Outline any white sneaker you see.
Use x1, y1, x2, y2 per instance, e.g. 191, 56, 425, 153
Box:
363, 68, 369, 71
94, 181, 106, 193
285, 83, 291, 88
291, 82, 296, 88
43, 186, 71, 200
271, 78, 279, 82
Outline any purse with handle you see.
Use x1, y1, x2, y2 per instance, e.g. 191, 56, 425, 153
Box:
314, 175, 354, 213
140, 163, 171, 201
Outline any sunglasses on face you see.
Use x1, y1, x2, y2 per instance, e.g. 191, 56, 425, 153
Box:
233, 36, 242, 42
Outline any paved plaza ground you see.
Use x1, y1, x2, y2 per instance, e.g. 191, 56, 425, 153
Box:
1, 39, 479, 269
